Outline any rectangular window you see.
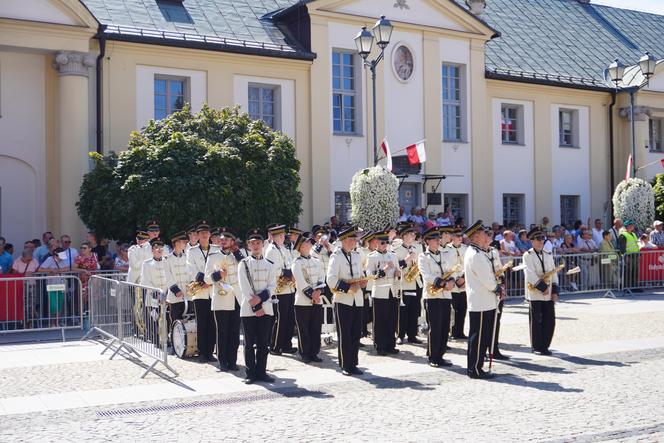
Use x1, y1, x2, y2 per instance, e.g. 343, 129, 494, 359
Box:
560, 195, 580, 227
442, 64, 465, 142
443, 193, 468, 225
332, 51, 358, 134
335, 192, 352, 223
501, 104, 523, 145
559, 109, 579, 147
502, 194, 524, 226
248, 85, 280, 130
154, 75, 189, 120
649, 118, 663, 152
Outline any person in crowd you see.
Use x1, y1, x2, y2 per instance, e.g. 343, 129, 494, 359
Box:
75, 241, 100, 309
499, 230, 520, 256
599, 230, 618, 287
12, 248, 39, 275
33, 232, 53, 262
591, 219, 604, 246
650, 221, 664, 247
86, 231, 107, 259
424, 212, 437, 230
114, 244, 130, 271
0, 238, 13, 273
551, 226, 564, 250
329, 215, 340, 230
541, 216, 550, 231
37, 247, 66, 326
618, 220, 640, 291
59, 235, 79, 271
609, 218, 623, 248
514, 229, 531, 254
398, 207, 409, 223
578, 230, 598, 290
436, 205, 455, 227
638, 233, 656, 249
560, 234, 579, 254
24, 241, 36, 255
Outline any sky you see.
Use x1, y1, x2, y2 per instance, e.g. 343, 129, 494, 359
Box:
592, 0, 664, 15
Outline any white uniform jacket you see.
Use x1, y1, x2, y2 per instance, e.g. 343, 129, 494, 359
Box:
326, 249, 364, 307
447, 243, 468, 293
523, 248, 559, 301
186, 244, 220, 301
140, 257, 168, 307
238, 254, 276, 317
312, 243, 332, 279
393, 242, 423, 292
204, 249, 245, 311
418, 248, 455, 300
292, 255, 326, 306
164, 251, 190, 304
127, 242, 151, 283
358, 246, 374, 291
366, 250, 399, 299
265, 243, 295, 296
464, 244, 500, 312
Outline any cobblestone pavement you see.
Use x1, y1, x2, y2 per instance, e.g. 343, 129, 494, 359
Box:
1, 293, 663, 442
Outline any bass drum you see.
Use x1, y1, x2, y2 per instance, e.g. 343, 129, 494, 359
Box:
172, 319, 198, 359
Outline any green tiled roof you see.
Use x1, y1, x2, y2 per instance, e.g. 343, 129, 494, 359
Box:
454, 0, 664, 89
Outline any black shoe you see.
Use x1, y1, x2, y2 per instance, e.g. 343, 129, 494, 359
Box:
376, 350, 388, 356
452, 335, 468, 340
350, 367, 363, 375
269, 349, 282, 356
541, 350, 553, 356
467, 371, 479, 379
445, 346, 452, 351
429, 361, 440, 368
227, 363, 239, 371
243, 377, 255, 384
198, 355, 208, 363
217, 362, 228, 371
207, 354, 216, 362
258, 374, 275, 383
478, 371, 495, 379
397, 337, 405, 345
439, 359, 453, 367
358, 342, 366, 347
493, 352, 510, 360
342, 369, 351, 376
310, 356, 323, 363
301, 356, 312, 364
282, 348, 297, 354
408, 338, 422, 344
387, 348, 400, 354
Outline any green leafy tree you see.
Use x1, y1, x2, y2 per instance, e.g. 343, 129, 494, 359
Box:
77, 105, 302, 240
350, 166, 399, 231
653, 173, 664, 221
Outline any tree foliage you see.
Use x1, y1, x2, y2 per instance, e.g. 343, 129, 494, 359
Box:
653, 173, 664, 222
350, 166, 399, 231
77, 105, 302, 241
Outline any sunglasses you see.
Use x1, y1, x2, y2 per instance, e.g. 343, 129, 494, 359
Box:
63, 240, 71, 244
380, 241, 388, 245
533, 236, 545, 241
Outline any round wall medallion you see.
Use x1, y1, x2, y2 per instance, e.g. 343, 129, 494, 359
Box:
392, 44, 414, 82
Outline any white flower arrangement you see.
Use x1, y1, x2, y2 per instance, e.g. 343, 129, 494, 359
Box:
350, 166, 400, 231
612, 178, 655, 232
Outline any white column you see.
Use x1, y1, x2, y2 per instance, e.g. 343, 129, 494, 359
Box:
52, 50, 95, 242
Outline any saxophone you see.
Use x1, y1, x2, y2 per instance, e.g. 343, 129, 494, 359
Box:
427, 264, 462, 295
330, 275, 378, 295
404, 263, 420, 282
527, 264, 565, 291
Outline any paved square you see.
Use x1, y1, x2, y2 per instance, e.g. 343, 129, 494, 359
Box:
1, 293, 663, 442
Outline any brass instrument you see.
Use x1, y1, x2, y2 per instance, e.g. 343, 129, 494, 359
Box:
217, 263, 230, 296
187, 281, 208, 297
427, 264, 462, 295
527, 263, 565, 291
495, 260, 514, 278
331, 275, 378, 295
404, 263, 420, 283
276, 274, 296, 293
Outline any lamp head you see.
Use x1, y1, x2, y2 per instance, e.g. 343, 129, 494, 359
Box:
354, 26, 373, 59
372, 15, 393, 50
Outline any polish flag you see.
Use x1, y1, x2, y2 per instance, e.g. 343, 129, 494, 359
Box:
661, 157, 664, 168
625, 154, 633, 180
380, 138, 393, 172
406, 140, 427, 165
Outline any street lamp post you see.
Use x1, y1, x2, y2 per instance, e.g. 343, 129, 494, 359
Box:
355, 16, 394, 166
607, 52, 657, 178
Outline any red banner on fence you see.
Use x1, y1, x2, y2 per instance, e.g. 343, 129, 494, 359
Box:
0, 274, 25, 322
638, 248, 664, 282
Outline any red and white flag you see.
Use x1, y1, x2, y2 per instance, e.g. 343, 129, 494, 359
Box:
406, 140, 427, 165
625, 154, 633, 180
661, 157, 664, 169
380, 138, 393, 172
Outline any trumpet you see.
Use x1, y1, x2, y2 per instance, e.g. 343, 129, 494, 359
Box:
276, 275, 295, 293
527, 264, 566, 291
404, 263, 420, 283
495, 260, 514, 278
187, 281, 208, 297
427, 264, 462, 295
217, 264, 230, 296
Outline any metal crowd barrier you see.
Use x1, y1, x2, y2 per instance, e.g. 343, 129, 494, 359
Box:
0, 275, 83, 337
622, 248, 664, 293
84, 277, 177, 378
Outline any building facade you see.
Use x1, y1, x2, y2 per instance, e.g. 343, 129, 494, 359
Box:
1, 0, 663, 245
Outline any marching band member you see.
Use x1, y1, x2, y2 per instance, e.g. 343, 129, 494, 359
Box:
523, 226, 559, 355
185, 225, 199, 253
292, 232, 326, 363
464, 221, 505, 379
448, 227, 468, 339
210, 227, 223, 248
327, 226, 365, 376
164, 231, 190, 328
238, 228, 277, 384
312, 225, 335, 331
186, 220, 219, 363
393, 222, 423, 344
418, 227, 456, 368
287, 227, 303, 260
266, 224, 297, 355
489, 243, 510, 360
140, 237, 167, 344
205, 227, 244, 371
359, 230, 377, 343
367, 229, 400, 356
127, 230, 151, 284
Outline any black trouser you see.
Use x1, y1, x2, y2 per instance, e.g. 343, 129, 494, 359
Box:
362, 290, 372, 337
335, 302, 362, 371
295, 304, 323, 359
451, 291, 468, 338
492, 299, 504, 353
193, 298, 215, 357
242, 315, 272, 379
271, 293, 295, 352
425, 298, 451, 363
398, 285, 422, 340
169, 301, 186, 330
529, 300, 556, 352
214, 301, 241, 367
373, 293, 399, 352
624, 254, 640, 288
467, 309, 495, 376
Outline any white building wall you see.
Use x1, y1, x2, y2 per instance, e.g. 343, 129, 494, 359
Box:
492, 98, 535, 225
233, 75, 296, 139
550, 104, 591, 225
135, 65, 207, 130
0, 51, 46, 249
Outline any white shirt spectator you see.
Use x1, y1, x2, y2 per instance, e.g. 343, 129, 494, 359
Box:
500, 238, 520, 256
436, 215, 453, 226
398, 214, 409, 223
60, 247, 79, 270
591, 228, 604, 246
578, 238, 598, 252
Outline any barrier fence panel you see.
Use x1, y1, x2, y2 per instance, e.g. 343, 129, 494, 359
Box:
117, 281, 177, 378
0, 275, 83, 335
623, 249, 664, 293
500, 256, 525, 299
555, 252, 622, 298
